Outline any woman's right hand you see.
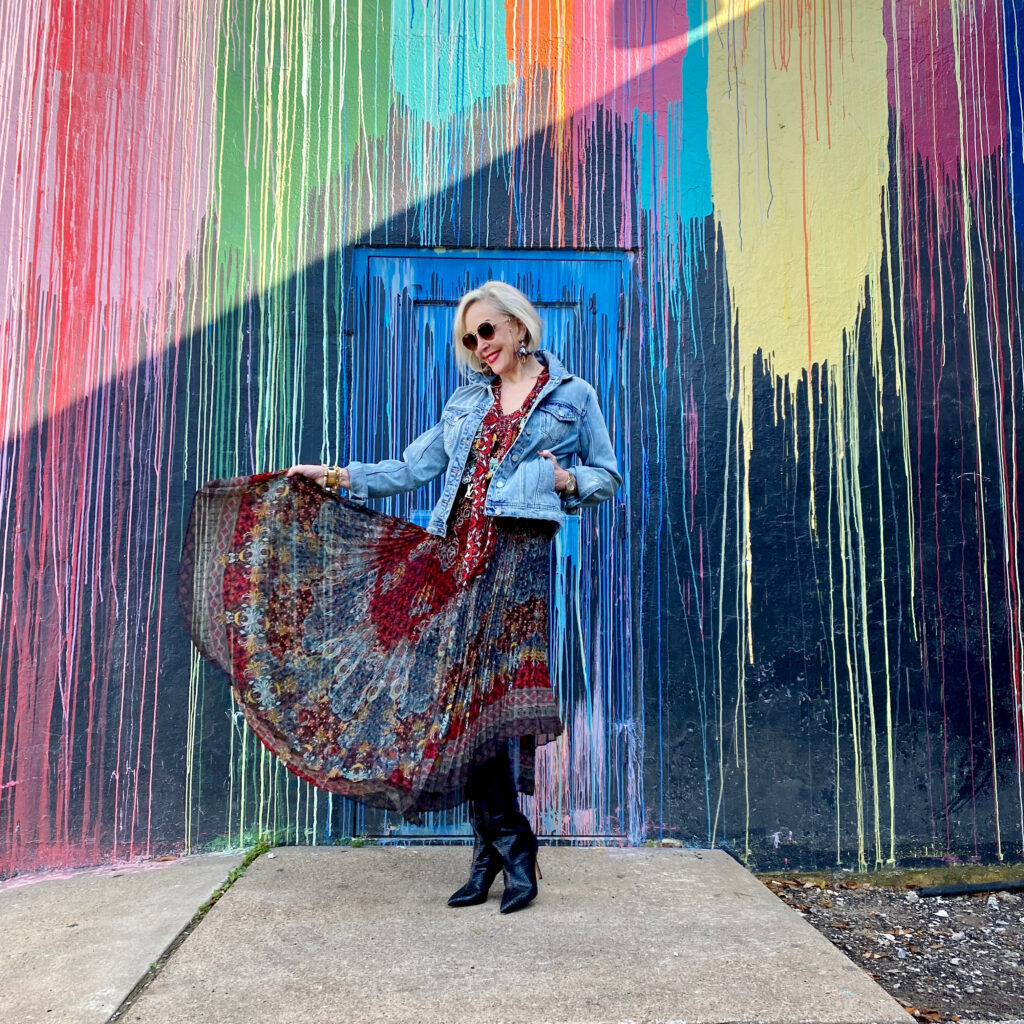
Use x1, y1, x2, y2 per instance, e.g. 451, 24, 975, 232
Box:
286, 464, 351, 490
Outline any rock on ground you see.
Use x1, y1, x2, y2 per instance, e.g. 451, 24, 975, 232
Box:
762, 876, 1024, 1023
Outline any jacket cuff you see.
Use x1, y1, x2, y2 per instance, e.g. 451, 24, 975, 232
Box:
344, 462, 368, 503
561, 465, 595, 512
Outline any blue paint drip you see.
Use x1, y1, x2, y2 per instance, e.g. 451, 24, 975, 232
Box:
344, 249, 639, 843
679, 0, 713, 222
1004, 0, 1024, 239
391, 0, 510, 123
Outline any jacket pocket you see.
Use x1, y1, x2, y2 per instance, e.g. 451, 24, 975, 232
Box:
441, 408, 470, 448
511, 454, 556, 505
540, 450, 556, 495
529, 400, 578, 446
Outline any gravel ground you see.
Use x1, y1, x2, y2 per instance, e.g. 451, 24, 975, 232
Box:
761, 874, 1024, 1023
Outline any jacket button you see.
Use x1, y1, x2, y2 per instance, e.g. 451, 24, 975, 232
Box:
511, 454, 519, 462
496, 481, 504, 487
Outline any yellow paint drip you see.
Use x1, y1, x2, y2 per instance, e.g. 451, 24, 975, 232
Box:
707, 0, 889, 388
707, 1, 895, 865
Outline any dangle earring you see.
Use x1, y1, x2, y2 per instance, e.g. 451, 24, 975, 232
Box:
516, 340, 528, 365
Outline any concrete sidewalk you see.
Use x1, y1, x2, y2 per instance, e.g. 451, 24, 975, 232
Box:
0, 852, 244, 1024
113, 846, 904, 1024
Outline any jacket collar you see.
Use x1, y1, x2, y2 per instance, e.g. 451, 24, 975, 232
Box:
466, 348, 571, 388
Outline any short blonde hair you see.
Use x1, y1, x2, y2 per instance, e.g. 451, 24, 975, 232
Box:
451, 281, 543, 375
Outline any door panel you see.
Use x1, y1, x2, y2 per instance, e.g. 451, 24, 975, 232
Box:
344, 249, 639, 841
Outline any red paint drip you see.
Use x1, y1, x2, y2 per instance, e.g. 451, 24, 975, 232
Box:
0, 0, 212, 875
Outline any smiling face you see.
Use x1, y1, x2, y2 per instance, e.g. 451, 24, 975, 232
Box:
462, 300, 526, 378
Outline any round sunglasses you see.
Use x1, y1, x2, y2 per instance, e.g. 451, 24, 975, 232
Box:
461, 317, 512, 351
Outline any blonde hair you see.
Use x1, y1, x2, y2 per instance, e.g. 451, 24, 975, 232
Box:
451, 281, 543, 375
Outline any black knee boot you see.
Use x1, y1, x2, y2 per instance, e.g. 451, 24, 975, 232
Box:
493, 825, 539, 914
470, 748, 540, 914
447, 796, 502, 907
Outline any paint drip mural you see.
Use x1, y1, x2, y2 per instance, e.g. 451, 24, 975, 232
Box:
1, 0, 1023, 875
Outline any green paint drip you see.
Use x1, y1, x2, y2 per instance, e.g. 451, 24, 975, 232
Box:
210, 0, 392, 301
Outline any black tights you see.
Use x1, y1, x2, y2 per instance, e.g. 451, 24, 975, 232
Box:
464, 747, 533, 839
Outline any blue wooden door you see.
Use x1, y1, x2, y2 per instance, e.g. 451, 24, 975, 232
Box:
343, 248, 640, 842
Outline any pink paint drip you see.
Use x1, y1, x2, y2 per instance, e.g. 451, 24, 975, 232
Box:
0, 0, 215, 875
0, 0, 215, 432
565, 0, 688, 143
506, 0, 688, 247
885, 0, 1005, 187
886, 0, 1023, 835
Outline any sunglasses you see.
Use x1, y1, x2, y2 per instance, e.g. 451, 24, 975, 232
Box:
461, 317, 512, 351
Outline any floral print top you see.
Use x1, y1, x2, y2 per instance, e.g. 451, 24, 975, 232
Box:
449, 369, 550, 585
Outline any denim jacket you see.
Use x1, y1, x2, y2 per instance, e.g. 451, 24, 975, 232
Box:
345, 350, 621, 536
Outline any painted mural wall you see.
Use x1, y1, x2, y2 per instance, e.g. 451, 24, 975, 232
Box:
1, 0, 1023, 875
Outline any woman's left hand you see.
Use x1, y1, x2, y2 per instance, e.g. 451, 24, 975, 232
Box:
286, 464, 351, 490
538, 450, 571, 492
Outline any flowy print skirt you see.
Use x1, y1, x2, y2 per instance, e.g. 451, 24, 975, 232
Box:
179, 472, 564, 820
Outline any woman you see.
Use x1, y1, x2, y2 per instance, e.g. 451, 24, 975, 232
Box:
180, 281, 620, 914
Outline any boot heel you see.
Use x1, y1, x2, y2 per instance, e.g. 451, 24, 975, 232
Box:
497, 829, 539, 914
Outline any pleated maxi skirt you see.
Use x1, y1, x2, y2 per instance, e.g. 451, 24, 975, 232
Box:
178, 472, 564, 821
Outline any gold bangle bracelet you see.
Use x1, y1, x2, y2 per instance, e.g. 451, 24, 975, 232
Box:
324, 465, 342, 491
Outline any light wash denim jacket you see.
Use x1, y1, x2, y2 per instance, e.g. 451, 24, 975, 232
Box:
345, 350, 621, 536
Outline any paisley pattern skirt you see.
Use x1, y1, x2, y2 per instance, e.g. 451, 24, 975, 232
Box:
178, 472, 563, 820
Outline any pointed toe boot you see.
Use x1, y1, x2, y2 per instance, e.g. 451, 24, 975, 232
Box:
462, 747, 540, 914
495, 828, 539, 914
447, 839, 503, 907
